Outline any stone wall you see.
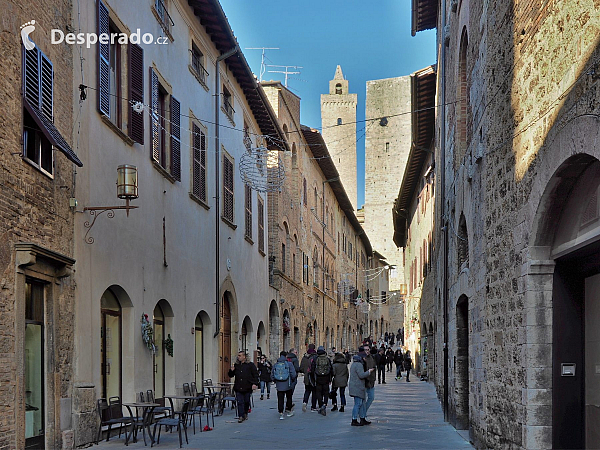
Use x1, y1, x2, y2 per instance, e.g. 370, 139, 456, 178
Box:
0, 1, 76, 448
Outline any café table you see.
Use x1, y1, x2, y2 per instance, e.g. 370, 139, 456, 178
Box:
122, 402, 159, 446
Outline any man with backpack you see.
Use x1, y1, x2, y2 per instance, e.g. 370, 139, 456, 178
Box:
272, 351, 297, 420
311, 346, 333, 416
299, 343, 318, 412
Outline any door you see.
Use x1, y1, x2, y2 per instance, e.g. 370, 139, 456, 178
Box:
195, 316, 203, 388
585, 273, 600, 448
100, 289, 121, 400
153, 305, 165, 405
221, 296, 231, 382
25, 280, 44, 449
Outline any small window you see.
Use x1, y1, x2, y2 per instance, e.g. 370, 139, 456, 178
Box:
190, 42, 207, 84
154, 0, 173, 35
337, 118, 342, 126
335, 83, 342, 94
385, 142, 389, 152
303, 178, 307, 206
191, 123, 207, 202
223, 153, 234, 223
222, 85, 234, 118
23, 112, 53, 176
258, 196, 265, 253
281, 243, 286, 274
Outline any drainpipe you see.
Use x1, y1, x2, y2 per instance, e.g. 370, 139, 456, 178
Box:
440, 0, 449, 421
214, 46, 240, 338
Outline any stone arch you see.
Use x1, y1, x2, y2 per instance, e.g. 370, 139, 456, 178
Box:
257, 321, 266, 356
219, 277, 239, 382
456, 26, 469, 168
457, 213, 469, 269
269, 300, 280, 360
194, 310, 213, 385
241, 315, 254, 355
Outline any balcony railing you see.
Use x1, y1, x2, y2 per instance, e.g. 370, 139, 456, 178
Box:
190, 50, 208, 83
223, 96, 235, 118
155, 0, 174, 35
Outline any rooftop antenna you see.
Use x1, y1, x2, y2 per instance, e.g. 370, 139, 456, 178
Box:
245, 47, 279, 82
266, 64, 303, 88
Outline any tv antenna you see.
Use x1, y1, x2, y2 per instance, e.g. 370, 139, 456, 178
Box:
245, 47, 279, 82
266, 64, 304, 88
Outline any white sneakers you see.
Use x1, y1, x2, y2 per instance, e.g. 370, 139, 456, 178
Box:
280, 413, 285, 420
302, 403, 307, 412
287, 411, 294, 417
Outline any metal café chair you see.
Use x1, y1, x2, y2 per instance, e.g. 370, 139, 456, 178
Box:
147, 390, 171, 418
182, 383, 191, 396
152, 400, 190, 448
189, 392, 215, 433
95, 398, 131, 444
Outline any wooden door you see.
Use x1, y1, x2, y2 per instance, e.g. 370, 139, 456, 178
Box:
221, 296, 231, 382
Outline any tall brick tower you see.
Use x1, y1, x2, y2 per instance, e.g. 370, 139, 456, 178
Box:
321, 65, 358, 210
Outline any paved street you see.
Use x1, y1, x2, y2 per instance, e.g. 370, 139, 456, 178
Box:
97, 376, 472, 449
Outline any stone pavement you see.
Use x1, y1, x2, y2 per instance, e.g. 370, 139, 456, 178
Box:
96, 376, 472, 449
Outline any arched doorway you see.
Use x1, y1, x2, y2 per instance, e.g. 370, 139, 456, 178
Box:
529, 153, 600, 448
269, 300, 280, 359
100, 288, 122, 400
241, 316, 253, 356
455, 295, 469, 430
153, 299, 173, 404
220, 294, 232, 382
194, 313, 204, 388
257, 321, 266, 356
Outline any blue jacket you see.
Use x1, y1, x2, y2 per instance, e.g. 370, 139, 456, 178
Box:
271, 356, 297, 391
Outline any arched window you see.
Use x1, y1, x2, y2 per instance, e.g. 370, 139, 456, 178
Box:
303, 178, 307, 206
458, 213, 469, 268
337, 118, 342, 126
101, 288, 121, 400
456, 28, 469, 167
292, 143, 297, 169
335, 83, 342, 94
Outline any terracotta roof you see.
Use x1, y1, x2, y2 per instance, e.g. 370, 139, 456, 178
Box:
187, 0, 288, 150
412, 0, 438, 36
393, 65, 436, 247
300, 126, 373, 257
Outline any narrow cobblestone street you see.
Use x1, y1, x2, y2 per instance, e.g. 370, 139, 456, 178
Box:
96, 377, 472, 449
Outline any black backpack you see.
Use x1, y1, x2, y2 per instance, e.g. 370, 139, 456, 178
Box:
315, 355, 331, 376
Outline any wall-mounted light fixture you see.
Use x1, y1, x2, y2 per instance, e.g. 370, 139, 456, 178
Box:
83, 165, 139, 244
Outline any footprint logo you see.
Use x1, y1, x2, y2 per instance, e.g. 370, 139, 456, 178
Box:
21, 20, 36, 51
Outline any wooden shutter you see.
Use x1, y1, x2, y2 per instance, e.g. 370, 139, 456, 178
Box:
245, 184, 252, 238
192, 124, 207, 202
39, 53, 53, 121
170, 97, 181, 181
23, 46, 40, 108
223, 155, 234, 222
97, 0, 110, 116
128, 43, 144, 144
150, 68, 159, 162
258, 198, 264, 252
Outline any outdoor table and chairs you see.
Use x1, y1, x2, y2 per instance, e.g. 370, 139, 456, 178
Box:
152, 400, 191, 448
122, 401, 159, 446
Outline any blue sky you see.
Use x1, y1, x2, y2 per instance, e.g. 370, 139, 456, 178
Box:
219, 1, 436, 208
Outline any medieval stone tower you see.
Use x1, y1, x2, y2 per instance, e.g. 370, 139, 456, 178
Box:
363, 76, 411, 296
321, 65, 358, 210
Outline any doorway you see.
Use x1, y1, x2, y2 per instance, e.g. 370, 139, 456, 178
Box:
25, 280, 44, 449
220, 295, 231, 382
195, 313, 203, 389
153, 303, 165, 405
455, 295, 469, 430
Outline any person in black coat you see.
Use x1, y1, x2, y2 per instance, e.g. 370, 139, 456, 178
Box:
228, 351, 259, 422
385, 348, 394, 372
257, 355, 272, 400
403, 350, 413, 382
376, 348, 387, 384
393, 349, 404, 380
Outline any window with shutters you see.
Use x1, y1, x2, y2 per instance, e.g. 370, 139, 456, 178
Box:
303, 178, 307, 206
150, 68, 180, 181
222, 152, 235, 225
258, 196, 265, 255
244, 184, 252, 241
191, 121, 207, 205
190, 42, 208, 85
222, 85, 234, 123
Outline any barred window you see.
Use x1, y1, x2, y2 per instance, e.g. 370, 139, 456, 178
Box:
223, 154, 234, 223
244, 184, 252, 239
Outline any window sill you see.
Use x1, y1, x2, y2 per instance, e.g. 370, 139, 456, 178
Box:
23, 156, 53, 179
151, 6, 174, 42
221, 215, 237, 230
221, 106, 235, 127
188, 65, 209, 92
245, 235, 254, 245
189, 193, 210, 210
152, 161, 176, 183
101, 115, 134, 146
258, 248, 266, 257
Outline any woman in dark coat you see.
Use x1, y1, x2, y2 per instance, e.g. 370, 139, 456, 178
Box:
257, 355, 272, 399
394, 349, 404, 380
330, 352, 349, 412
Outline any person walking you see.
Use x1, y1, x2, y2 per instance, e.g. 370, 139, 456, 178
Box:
311, 346, 333, 416
363, 347, 377, 421
376, 348, 387, 384
257, 355, 272, 400
394, 349, 404, 380
385, 347, 394, 372
343, 349, 351, 365
228, 351, 259, 423
272, 351, 297, 420
404, 350, 413, 382
348, 354, 375, 426
330, 352, 349, 412
299, 344, 318, 412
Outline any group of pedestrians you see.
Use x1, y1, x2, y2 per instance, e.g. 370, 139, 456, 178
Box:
227, 342, 412, 426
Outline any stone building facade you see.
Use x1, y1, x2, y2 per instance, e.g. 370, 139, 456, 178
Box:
0, 1, 83, 448
70, 0, 286, 445
412, 0, 600, 447
262, 81, 371, 356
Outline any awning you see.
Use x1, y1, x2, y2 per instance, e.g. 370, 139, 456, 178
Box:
24, 98, 83, 167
